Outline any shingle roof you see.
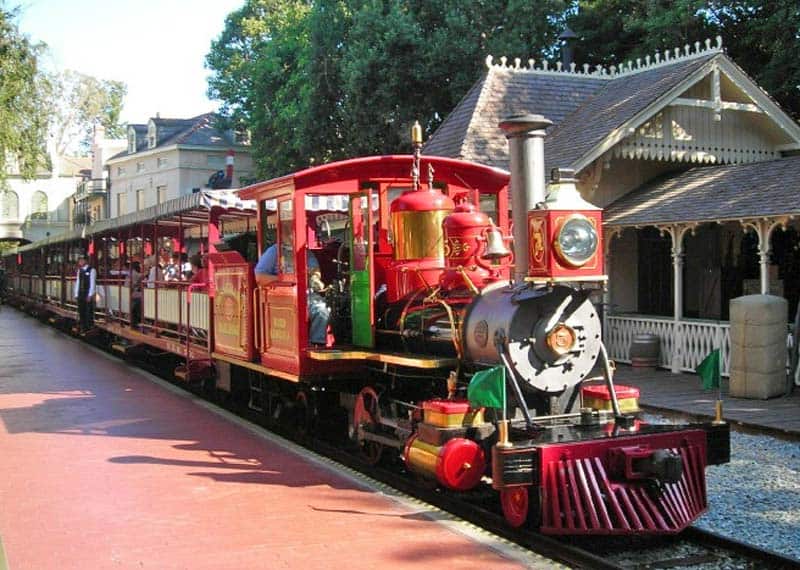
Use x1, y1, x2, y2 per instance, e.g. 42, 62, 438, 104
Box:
425, 49, 720, 173
110, 113, 238, 160
544, 54, 716, 171
605, 156, 800, 226
424, 68, 605, 170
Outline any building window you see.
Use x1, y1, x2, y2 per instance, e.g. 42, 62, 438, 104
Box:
128, 130, 136, 153
136, 161, 145, 173
156, 186, 167, 204
207, 155, 225, 168
117, 166, 126, 176
117, 193, 126, 216
136, 189, 145, 210
157, 157, 168, 168
147, 121, 157, 149
30, 191, 48, 220
0, 190, 19, 220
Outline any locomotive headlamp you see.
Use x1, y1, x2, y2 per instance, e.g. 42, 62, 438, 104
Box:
554, 215, 598, 268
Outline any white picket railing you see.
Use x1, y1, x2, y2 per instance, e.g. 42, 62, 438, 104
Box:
605, 314, 732, 376
143, 287, 209, 331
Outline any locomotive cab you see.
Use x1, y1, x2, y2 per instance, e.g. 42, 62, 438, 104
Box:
237, 155, 509, 379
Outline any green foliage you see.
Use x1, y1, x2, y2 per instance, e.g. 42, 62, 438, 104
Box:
49, 70, 128, 155
567, 1, 800, 119
0, 6, 50, 180
206, 0, 800, 179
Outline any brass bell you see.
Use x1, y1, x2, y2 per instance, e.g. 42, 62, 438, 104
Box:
482, 221, 511, 260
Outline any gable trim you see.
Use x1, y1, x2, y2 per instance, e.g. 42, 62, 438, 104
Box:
716, 57, 800, 142
571, 57, 717, 173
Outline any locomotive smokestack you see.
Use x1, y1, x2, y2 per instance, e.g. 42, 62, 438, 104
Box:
499, 114, 552, 282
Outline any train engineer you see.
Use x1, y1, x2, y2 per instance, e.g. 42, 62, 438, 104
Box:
255, 243, 330, 346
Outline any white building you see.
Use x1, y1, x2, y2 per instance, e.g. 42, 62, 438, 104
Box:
0, 154, 90, 243
106, 113, 253, 218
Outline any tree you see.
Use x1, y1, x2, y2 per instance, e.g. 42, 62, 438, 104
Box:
48, 70, 127, 156
0, 6, 50, 181
567, 1, 800, 119
207, 0, 568, 178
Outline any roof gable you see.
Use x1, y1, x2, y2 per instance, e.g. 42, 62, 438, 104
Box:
110, 113, 240, 161
427, 36, 800, 175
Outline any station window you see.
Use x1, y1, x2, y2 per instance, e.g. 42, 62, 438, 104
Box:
136, 189, 145, 211
156, 186, 167, 204
157, 157, 168, 168
136, 161, 145, 173
117, 193, 126, 216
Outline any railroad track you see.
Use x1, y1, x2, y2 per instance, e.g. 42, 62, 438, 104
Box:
45, 321, 800, 569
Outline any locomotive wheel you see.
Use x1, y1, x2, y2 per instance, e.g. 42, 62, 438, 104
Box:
501, 486, 531, 528
353, 387, 383, 465
294, 390, 315, 438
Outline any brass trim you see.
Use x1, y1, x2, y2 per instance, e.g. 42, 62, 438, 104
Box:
308, 349, 457, 369
552, 213, 599, 268
211, 351, 300, 383
392, 210, 451, 260
524, 275, 608, 283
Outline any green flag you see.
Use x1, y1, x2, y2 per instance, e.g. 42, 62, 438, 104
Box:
468, 366, 506, 409
695, 349, 721, 390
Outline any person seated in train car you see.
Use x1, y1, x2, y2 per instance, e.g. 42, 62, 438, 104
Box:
73, 255, 97, 334
163, 252, 182, 282
125, 261, 143, 326
189, 254, 207, 285
255, 243, 330, 347
143, 256, 163, 288
180, 253, 192, 280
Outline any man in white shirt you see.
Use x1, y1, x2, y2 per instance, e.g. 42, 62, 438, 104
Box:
74, 255, 97, 333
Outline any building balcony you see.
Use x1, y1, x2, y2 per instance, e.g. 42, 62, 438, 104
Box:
74, 178, 108, 201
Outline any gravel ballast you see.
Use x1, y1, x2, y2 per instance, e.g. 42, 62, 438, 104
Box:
648, 414, 800, 561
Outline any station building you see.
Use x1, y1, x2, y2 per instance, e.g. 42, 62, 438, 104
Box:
426, 37, 800, 376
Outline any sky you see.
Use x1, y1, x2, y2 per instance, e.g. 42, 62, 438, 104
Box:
16, 0, 245, 125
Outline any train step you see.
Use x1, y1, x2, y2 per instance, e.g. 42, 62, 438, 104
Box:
248, 375, 264, 412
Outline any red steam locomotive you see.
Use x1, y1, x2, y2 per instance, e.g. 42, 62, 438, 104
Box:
3, 115, 729, 534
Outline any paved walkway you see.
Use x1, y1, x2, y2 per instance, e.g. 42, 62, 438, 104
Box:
614, 365, 800, 437
0, 309, 554, 570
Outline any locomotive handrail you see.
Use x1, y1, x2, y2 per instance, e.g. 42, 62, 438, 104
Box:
252, 286, 261, 353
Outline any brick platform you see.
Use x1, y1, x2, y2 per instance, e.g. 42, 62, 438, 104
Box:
0, 310, 554, 569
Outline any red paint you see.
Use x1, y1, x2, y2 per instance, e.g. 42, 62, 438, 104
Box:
538, 430, 708, 534
582, 384, 640, 401
422, 399, 471, 414
440, 200, 508, 290
436, 438, 486, 491
0, 310, 525, 570
527, 208, 605, 280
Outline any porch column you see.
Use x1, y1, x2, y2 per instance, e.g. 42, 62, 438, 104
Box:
741, 217, 788, 295
602, 227, 623, 338
658, 223, 697, 373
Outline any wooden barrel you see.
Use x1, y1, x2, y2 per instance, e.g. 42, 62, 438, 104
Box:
630, 333, 660, 369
